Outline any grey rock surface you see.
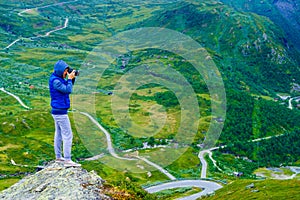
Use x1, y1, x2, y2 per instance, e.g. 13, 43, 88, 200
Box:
0, 161, 111, 200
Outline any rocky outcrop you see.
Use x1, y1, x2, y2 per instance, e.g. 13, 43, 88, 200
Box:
0, 162, 111, 200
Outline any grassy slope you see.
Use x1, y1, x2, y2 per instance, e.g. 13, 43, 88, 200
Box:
133, 0, 300, 93
219, 0, 300, 53
200, 179, 300, 200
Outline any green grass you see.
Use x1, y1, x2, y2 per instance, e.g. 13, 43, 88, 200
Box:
81, 159, 168, 196
0, 178, 21, 191
0, 93, 26, 116
155, 187, 202, 200
165, 147, 200, 178
201, 179, 300, 200
254, 167, 296, 179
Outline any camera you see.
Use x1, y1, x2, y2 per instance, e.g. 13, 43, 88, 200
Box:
68, 67, 80, 76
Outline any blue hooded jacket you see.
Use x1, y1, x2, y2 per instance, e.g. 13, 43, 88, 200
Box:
49, 60, 73, 114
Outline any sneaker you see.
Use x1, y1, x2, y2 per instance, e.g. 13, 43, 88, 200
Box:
55, 158, 65, 163
64, 160, 81, 167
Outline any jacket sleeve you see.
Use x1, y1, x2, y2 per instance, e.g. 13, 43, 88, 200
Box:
53, 79, 73, 94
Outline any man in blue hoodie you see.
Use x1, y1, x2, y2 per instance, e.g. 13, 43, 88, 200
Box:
49, 60, 80, 167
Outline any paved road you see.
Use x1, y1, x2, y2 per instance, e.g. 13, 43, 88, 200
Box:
288, 97, 293, 109
5, 0, 76, 49
79, 112, 136, 161
18, 0, 78, 16
198, 146, 223, 178
199, 133, 285, 179
41, 18, 69, 37
288, 96, 300, 110
145, 180, 222, 200
5, 18, 69, 49
199, 150, 209, 178
251, 134, 284, 142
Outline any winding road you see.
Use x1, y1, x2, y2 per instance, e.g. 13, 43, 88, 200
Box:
41, 18, 69, 38
198, 134, 286, 179
145, 180, 222, 200
78, 111, 224, 198
5, 18, 69, 50
4, 0, 75, 50
78, 111, 176, 179
288, 96, 300, 110
198, 147, 222, 178
17, 0, 78, 16
79, 111, 136, 161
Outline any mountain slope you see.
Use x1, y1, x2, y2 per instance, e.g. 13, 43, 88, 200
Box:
201, 179, 300, 200
219, 0, 300, 52
131, 0, 300, 93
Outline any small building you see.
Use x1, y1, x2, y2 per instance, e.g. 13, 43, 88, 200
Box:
233, 172, 243, 177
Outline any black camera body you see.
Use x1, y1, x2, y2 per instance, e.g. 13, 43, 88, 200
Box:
68, 68, 80, 76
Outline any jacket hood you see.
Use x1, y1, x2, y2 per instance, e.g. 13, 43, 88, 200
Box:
54, 60, 68, 77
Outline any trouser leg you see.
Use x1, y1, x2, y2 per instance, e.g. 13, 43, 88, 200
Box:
61, 115, 73, 160
52, 114, 73, 160
52, 115, 62, 159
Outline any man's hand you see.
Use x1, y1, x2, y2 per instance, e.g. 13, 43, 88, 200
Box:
68, 70, 76, 80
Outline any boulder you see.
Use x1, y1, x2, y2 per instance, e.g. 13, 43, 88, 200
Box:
0, 161, 111, 200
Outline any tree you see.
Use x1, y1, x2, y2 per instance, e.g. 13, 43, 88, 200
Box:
148, 137, 155, 147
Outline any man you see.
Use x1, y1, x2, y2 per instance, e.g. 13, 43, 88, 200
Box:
49, 60, 81, 167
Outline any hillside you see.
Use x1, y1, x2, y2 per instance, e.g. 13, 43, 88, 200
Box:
1, 0, 300, 199
219, 0, 300, 52
201, 179, 300, 200
132, 0, 300, 93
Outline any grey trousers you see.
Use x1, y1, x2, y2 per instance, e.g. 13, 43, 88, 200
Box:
52, 114, 73, 160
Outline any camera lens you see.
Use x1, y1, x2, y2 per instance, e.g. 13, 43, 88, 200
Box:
68, 68, 79, 76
